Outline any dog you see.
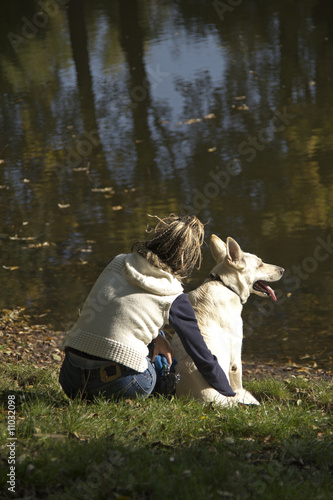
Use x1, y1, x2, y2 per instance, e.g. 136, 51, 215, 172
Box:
171, 234, 284, 406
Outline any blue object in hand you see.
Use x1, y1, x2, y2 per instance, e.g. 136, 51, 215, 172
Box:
154, 355, 177, 378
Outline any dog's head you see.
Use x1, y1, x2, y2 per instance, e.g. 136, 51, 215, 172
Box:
209, 234, 284, 304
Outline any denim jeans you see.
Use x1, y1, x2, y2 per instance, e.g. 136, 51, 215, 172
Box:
59, 351, 157, 401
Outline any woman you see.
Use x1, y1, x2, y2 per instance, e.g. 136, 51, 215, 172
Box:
59, 214, 235, 401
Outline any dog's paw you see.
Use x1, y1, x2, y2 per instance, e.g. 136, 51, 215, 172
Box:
235, 389, 260, 406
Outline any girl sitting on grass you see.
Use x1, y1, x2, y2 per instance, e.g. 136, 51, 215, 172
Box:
59, 214, 235, 401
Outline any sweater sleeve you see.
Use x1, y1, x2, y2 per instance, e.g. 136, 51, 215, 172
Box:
169, 294, 236, 397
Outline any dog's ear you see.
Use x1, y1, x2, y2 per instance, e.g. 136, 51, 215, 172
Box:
209, 234, 227, 263
226, 237, 245, 269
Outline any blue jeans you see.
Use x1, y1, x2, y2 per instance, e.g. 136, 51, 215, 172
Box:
59, 351, 157, 401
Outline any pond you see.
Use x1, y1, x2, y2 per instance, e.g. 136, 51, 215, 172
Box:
1, 0, 333, 369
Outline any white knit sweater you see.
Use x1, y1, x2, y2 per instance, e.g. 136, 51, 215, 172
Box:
61, 253, 183, 372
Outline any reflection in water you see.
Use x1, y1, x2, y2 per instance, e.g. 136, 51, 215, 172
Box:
0, 0, 332, 368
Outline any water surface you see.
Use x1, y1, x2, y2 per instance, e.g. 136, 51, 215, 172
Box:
1, 0, 333, 368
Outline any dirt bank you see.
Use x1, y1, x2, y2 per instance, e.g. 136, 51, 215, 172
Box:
1, 308, 332, 382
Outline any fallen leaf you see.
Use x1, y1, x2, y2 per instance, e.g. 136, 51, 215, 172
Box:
27, 242, 50, 249
73, 166, 90, 172
9, 235, 36, 241
237, 104, 249, 111
57, 203, 70, 209
185, 118, 202, 125
91, 187, 114, 193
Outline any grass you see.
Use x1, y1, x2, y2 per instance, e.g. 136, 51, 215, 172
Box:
0, 363, 332, 499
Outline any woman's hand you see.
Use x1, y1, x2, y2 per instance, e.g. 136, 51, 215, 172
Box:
152, 334, 174, 366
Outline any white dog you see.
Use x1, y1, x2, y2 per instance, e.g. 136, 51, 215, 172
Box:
171, 234, 284, 406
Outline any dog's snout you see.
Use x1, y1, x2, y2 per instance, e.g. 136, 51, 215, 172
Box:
279, 267, 284, 275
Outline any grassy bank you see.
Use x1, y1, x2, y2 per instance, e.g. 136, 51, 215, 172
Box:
0, 362, 332, 499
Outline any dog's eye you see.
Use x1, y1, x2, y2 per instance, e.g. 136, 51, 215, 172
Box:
258, 261, 263, 268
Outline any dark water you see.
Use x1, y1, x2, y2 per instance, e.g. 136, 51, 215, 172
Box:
1, 0, 333, 368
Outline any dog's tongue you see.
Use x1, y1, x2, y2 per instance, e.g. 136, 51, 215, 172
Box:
266, 285, 277, 302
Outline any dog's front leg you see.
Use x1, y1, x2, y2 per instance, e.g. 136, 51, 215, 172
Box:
229, 351, 260, 406
229, 362, 243, 393
229, 339, 243, 393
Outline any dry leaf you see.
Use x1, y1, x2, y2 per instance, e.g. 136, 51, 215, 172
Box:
185, 118, 202, 125
91, 187, 114, 193
237, 104, 249, 111
28, 242, 50, 248
9, 235, 36, 241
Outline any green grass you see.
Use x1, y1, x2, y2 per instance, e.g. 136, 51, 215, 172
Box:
1, 363, 332, 499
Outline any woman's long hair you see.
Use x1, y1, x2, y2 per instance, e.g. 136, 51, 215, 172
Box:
132, 214, 205, 280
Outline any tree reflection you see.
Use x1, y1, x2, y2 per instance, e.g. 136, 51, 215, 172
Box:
67, 0, 98, 132
117, 0, 158, 180
0, 0, 332, 354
